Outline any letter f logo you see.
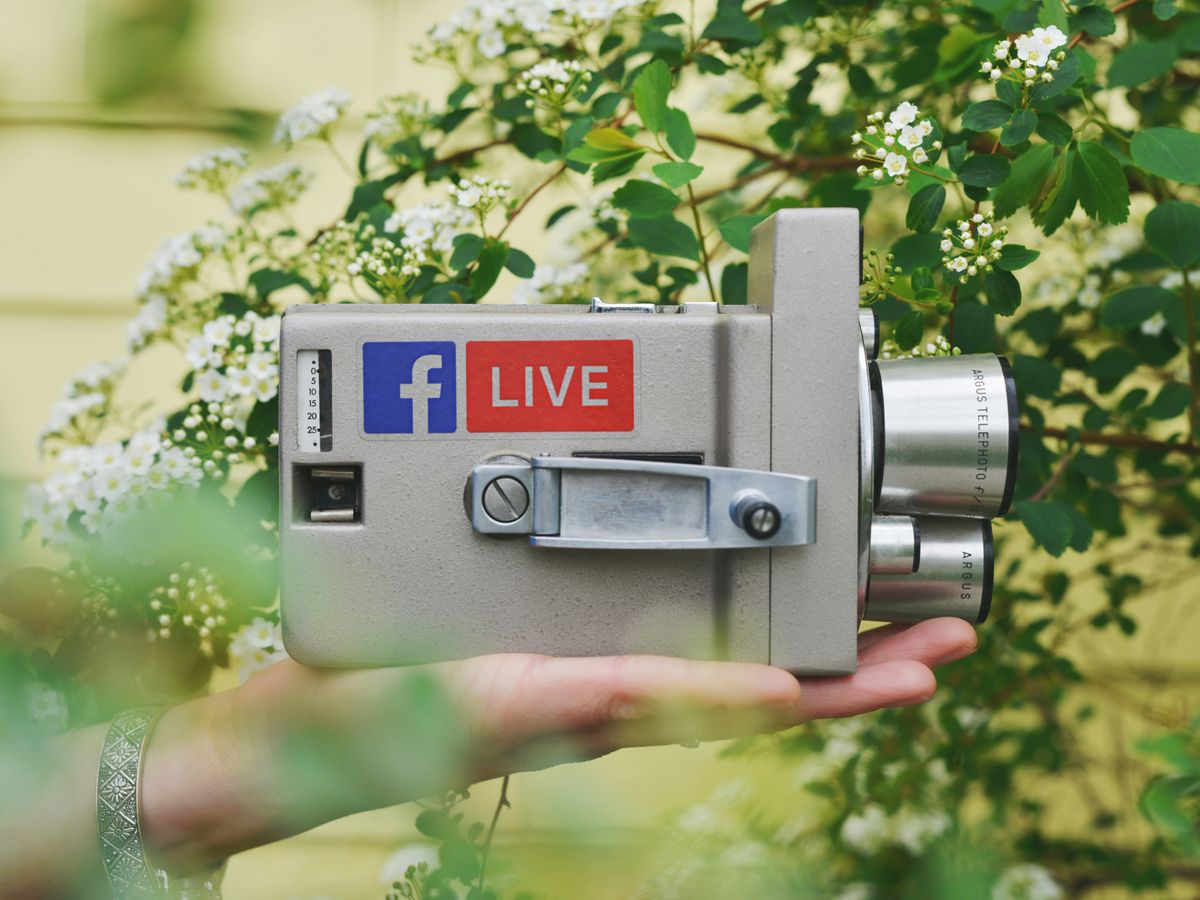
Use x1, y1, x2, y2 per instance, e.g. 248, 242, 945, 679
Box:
362, 341, 458, 435
400, 354, 444, 434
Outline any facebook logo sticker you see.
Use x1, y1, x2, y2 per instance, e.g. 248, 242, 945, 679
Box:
362, 342, 457, 434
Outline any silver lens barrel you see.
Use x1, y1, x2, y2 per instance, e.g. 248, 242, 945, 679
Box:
868, 515, 919, 574
870, 353, 1018, 519
865, 516, 993, 624
858, 308, 879, 361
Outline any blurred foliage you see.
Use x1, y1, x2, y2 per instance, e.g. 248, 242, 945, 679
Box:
6, 0, 1200, 897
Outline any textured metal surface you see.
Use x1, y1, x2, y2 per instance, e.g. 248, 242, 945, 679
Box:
750, 209, 861, 674
866, 516, 993, 623
873, 353, 1016, 518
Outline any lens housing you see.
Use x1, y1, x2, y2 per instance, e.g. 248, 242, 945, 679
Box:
871, 353, 1018, 519
865, 516, 993, 624
868, 515, 919, 574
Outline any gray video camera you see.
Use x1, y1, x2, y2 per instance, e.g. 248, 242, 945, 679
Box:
277, 209, 1017, 676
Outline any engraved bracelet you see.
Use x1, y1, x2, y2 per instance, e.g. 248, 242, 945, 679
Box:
97, 707, 169, 898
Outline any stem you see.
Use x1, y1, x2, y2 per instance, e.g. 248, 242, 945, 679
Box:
1030, 425, 1199, 457
476, 775, 510, 894
325, 137, 358, 180
1183, 269, 1199, 441
498, 164, 567, 241
687, 181, 718, 303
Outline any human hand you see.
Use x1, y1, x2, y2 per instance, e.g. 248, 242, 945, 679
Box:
141, 617, 977, 870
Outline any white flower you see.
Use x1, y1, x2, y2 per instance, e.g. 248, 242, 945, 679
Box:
128, 295, 168, 351
196, 369, 229, 402
477, 28, 506, 58
841, 805, 889, 854
883, 153, 908, 178
274, 87, 352, 146
978, 222, 993, 237
898, 126, 922, 150
243, 616, 281, 649
1140, 312, 1167, 336
992, 864, 1063, 900
941, 239, 953, 253
230, 162, 314, 217
893, 809, 950, 854
889, 101, 920, 127
514, 262, 589, 305
25, 684, 68, 731
203, 316, 235, 347
175, 147, 250, 193
912, 147, 928, 164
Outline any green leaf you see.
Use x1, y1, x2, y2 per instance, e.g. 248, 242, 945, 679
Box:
584, 127, 643, 152
1013, 353, 1061, 398
1101, 285, 1173, 330
1071, 5, 1116, 36
626, 216, 700, 261
701, 2, 763, 44
450, 233, 485, 271
1145, 201, 1200, 268
1088, 346, 1138, 393
1001, 110, 1038, 147
985, 269, 1022, 315
997, 245, 1040, 271
249, 267, 313, 300
1032, 148, 1078, 235
1146, 382, 1191, 420
664, 107, 696, 160
504, 247, 535, 279
962, 100, 1013, 131
652, 161, 704, 188
1037, 0, 1069, 31
721, 262, 748, 305
1017, 500, 1075, 557
1153, 0, 1179, 19
906, 184, 946, 233
1031, 51, 1082, 102
1035, 113, 1073, 146
719, 214, 770, 253
958, 153, 1011, 187
994, 144, 1056, 219
894, 309, 925, 350
1074, 142, 1130, 225
1108, 40, 1178, 87
612, 180, 680, 218
468, 239, 509, 301
633, 60, 672, 133
1130, 128, 1200, 185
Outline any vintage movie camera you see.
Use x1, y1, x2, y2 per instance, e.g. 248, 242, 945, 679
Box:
278, 210, 1017, 675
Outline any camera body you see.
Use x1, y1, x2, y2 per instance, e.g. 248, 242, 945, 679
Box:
278, 210, 1016, 675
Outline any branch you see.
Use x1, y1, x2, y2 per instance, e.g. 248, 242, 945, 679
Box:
1028, 447, 1077, 502
476, 775, 511, 894
695, 133, 859, 173
1029, 425, 1200, 457
498, 164, 567, 241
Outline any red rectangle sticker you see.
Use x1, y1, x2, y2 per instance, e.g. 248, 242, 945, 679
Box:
466, 340, 634, 433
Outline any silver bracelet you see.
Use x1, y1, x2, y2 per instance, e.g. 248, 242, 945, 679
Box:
97, 708, 226, 899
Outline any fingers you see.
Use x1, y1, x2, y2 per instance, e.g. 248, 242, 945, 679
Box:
857, 618, 978, 668
794, 659, 937, 720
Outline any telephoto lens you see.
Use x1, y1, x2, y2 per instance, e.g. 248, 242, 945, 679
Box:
865, 516, 994, 624
870, 353, 1018, 519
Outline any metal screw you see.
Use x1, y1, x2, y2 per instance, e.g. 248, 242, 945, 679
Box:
748, 505, 780, 538
327, 484, 346, 501
482, 477, 529, 523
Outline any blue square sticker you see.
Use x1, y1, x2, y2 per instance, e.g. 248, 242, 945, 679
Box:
362, 342, 457, 434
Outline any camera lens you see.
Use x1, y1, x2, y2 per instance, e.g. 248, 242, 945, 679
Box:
870, 353, 1018, 519
865, 516, 993, 624
868, 515, 919, 574
858, 308, 880, 360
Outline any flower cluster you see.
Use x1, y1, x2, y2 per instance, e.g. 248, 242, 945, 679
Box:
228, 616, 288, 682
992, 864, 1064, 900
365, 94, 432, 152
186, 311, 282, 409
39, 360, 126, 450
840, 803, 952, 855
517, 59, 593, 108
174, 147, 250, 195
878, 334, 962, 361
982, 26, 1068, 88
448, 175, 512, 223
305, 219, 362, 290
229, 162, 314, 218
273, 87, 352, 147
513, 262, 589, 304
169, 398, 275, 485
941, 213, 1007, 281
136, 226, 228, 303
852, 103, 941, 185
146, 563, 232, 651
22, 430, 203, 550
348, 233, 422, 295
384, 202, 474, 259
421, 0, 652, 62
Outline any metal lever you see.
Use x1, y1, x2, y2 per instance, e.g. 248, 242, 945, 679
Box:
469, 456, 816, 550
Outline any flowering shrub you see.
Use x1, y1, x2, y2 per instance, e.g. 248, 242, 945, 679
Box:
8, 0, 1200, 897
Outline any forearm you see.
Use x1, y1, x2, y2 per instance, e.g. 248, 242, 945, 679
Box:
0, 725, 107, 899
